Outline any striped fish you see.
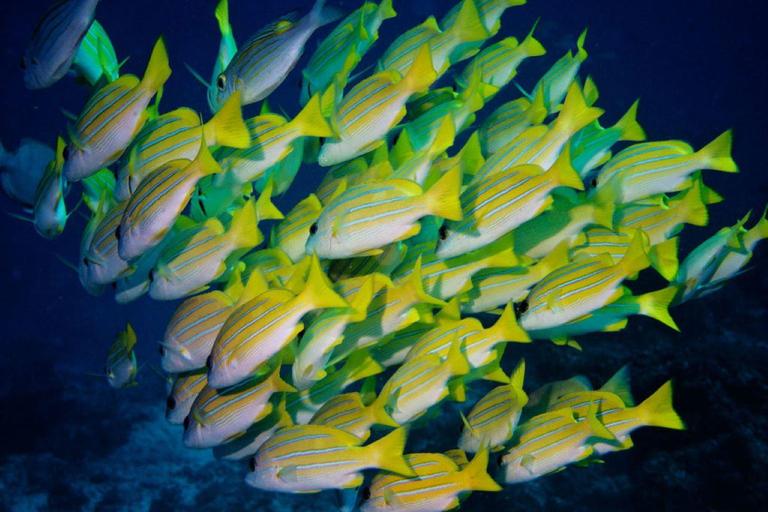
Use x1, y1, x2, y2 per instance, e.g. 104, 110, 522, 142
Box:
594, 130, 738, 204
461, 243, 570, 314
84, 200, 132, 285
165, 369, 208, 425
212, 395, 294, 460
63, 37, 170, 181
206, 0, 238, 113
379, 0, 489, 78
318, 44, 438, 167
369, 323, 435, 369
301, 0, 397, 105
183, 363, 295, 449
71, 19, 119, 86
271, 194, 323, 263
512, 192, 614, 260
389, 116, 456, 185
246, 425, 414, 493
459, 360, 528, 453
436, 161, 584, 259
545, 366, 634, 414
207, 254, 348, 389
524, 375, 593, 420
519, 230, 652, 331
214, 0, 342, 110
117, 140, 222, 261
22, 0, 100, 89
705, 208, 768, 291
441, 0, 526, 36
530, 29, 588, 113
309, 391, 398, 442
306, 166, 462, 260
458, 24, 546, 94
326, 242, 407, 281
105, 322, 138, 389
360, 450, 500, 512
214, 94, 332, 188
480, 94, 547, 157
499, 402, 616, 483
472, 83, 603, 184
384, 336, 470, 424
77, 199, 107, 296
114, 93, 250, 202
33, 137, 68, 240
241, 247, 295, 286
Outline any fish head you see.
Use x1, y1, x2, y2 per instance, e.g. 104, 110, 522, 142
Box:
62, 143, 98, 182
160, 343, 195, 374
106, 359, 136, 389
212, 70, 239, 113
317, 138, 353, 168
433, 221, 456, 259
181, 412, 208, 448
243, 456, 281, 490
206, 352, 242, 390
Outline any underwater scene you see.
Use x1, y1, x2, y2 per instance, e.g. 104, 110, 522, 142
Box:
1, 0, 767, 510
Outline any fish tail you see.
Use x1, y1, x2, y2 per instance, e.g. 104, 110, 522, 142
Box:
649, 236, 679, 281
377, 0, 397, 20
228, 199, 261, 250
755, 204, 768, 241
556, 82, 604, 135
527, 86, 549, 123
141, 37, 172, 93
547, 144, 584, 191
366, 427, 415, 477
585, 400, 617, 442
310, 0, 345, 29
576, 28, 589, 61
255, 179, 284, 221
405, 256, 448, 308
681, 179, 709, 226
461, 449, 502, 492
203, 91, 251, 149
591, 198, 615, 229
492, 302, 530, 343
614, 99, 646, 142
600, 365, 635, 406
521, 20, 546, 57
270, 364, 297, 393
401, 44, 437, 94
369, 391, 400, 428
637, 381, 686, 430
190, 140, 224, 177
446, 334, 471, 377
290, 94, 334, 138
423, 165, 463, 221
430, 115, 456, 156
457, 132, 485, 177
537, 241, 571, 275
619, 230, 651, 276
637, 286, 680, 331
509, 359, 527, 397
697, 129, 738, 173
298, 254, 349, 310
214, 0, 232, 36
447, 0, 490, 45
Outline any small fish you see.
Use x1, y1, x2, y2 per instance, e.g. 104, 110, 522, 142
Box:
389, 116, 456, 185
84, 200, 132, 286
594, 130, 738, 204
523, 374, 592, 420
205, 0, 239, 113
0, 138, 54, 208
459, 360, 528, 453
77, 198, 107, 296
360, 449, 501, 512
63, 37, 171, 181
214, 0, 343, 110
22, 0, 101, 89
369, 322, 437, 369
165, 369, 208, 425
306, 166, 462, 259
318, 44, 438, 167
117, 140, 222, 262
213, 395, 295, 460
183, 362, 295, 449
436, 160, 584, 259
479, 93, 547, 157
71, 19, 120, 85
519, 230, 652, 331
105, 322, 139, 389
207, 254, 348, 389
441, 0, 526, 39
309, 390, 398, 442
114, 92, 250, 202
241, 247, 296, 285
33, 137, 69, 239
530, 29, 588, 113
271, 194, 324, 263
246, 425, 415, 493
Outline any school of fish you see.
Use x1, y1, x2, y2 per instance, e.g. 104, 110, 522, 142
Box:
3, 0, 766, 510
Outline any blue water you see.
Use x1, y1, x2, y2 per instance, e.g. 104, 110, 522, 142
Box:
0, 0, 766, 510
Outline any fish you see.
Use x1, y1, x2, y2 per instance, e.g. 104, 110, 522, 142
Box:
479, 93, 547, 157
71, 19, 120, 85
389, 116, 457, 185
530, 29, 588, 113
105, 322, 139, 389
360, 449, 501, 512
306, 165, 463, 259
77, 198, 107, 296
213, 0, 343, 110
113, 240, 165, 304
379, 0, 489, 77
245, 425, 415, 493
240, 247, 296, 286
207, 254, 349, 389
435, 160, 585, 259
518, 230, 652, 331
271, 194, 324, 263
0, 138, 55, 208
183, 362, 295, 449
318, 44, 439, 167
309, 390, 399, 442
460, 242, 570, 314
205, 0, 239, 113
63, 37, 171, 181
441, 0, 526, 45
213, 395, 295, 460
22, 0, 101, 89
165, 369, 208, 425
459, 360, 528, 453
117, 139, 222, 262
32, 137, 69, 239
81, 168, 117, 214
114, 92, 251, 202
523, 375, 592, 419
84, 200, 133, 286
594, 130, 738, 204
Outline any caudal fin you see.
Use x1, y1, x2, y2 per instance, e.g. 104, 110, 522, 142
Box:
697, 129, 738, 173
291, 94, 335, 138
309, 0, 345, 29
600, 365, 634, 407
614, 100, 646, 142
637, 286, 679, 331
619, 230, 651, 276
491, 302, 531, 343
679, 179, 709, 227
638, 381, 686, 430
367, 427, 415, 477
297, 253, 349, 311
424, 166, 463, 221
141, 37, 172, 93
401, 44, 438, 94
555, 82, 604, 135
461, 448, 502, 492
521, 20, 546, 57
228, 199, 262, 250
447, 0, 490, 45
204, 91, 251, 148
548, 144, 585, 191
649, 236, 679, 281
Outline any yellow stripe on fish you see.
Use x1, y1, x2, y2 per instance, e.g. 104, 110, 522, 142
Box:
271, 194, 323, 263
166, 369, 208, 425
309, 391, 398, 442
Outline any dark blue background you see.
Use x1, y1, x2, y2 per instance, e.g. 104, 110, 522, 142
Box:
1, 1, 766, 511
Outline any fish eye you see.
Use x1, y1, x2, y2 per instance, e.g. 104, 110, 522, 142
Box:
206, 355, 213, 371
167, 397, 176, 410
318, 137, 325, 147
183, 416, 190, 430
309, 223, 318, 235
590, 177, 599, 188
114, 226, 121, 241
496, 455, 504, 468
20, 55, 26, 70
438, 224, 449, 241
249, 457, 257, 472
82, 257, 89, 267
514, 299, 529, 318
62, 146, 70, 161
362, 487, 371, 501
148, 270, 154, 283
158, 345, 164, 356
111, 282, 117, 290
217, 74, 226, 91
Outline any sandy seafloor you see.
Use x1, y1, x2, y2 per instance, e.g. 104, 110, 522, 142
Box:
1, 0, 768, 510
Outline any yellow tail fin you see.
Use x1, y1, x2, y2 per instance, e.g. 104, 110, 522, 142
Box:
649, 236, 679, 281
521, 21, 546, 57
447, 0, 490, 45
369, 390, 400, 428
227, 199, 262, 250
555, 82, 604, 135
367, 427, 415, 477
291, 94, 334, 138
255, 179, 284, 221
490, 302, 531, 343
697, 129, 738, 173
378, 0, 397, 20
679, 179, 709, 227
404, 255, 448, 308
548, 144, 585, 191
431, 115, 457, 156
141, 37, 172, 93
614, 99, 646, 142
424, 165, 463, 220
638, 381, 686, 430
297, 254, 349, 311
401, 44, 437, 94
461, 448, 502, 492
204, 91, 251, 148
592, 198, 615, 229
637, 286, 679, 331
509, 358, 527, 395
600, 365, 635, 407
619, 230, 651, 276
445, 334, 471, 377
189, 137, 224, 177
